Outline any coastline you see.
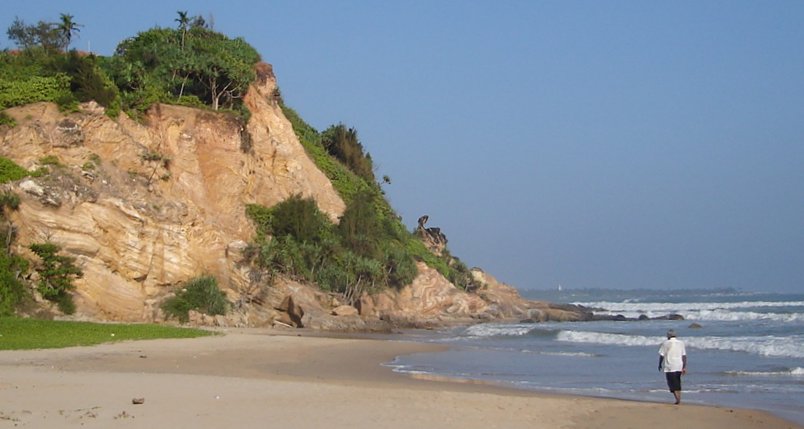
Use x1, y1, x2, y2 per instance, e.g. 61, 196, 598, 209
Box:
0, 329, 799, 429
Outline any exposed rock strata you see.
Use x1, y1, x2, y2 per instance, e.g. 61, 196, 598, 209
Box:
1, 62, 590, 329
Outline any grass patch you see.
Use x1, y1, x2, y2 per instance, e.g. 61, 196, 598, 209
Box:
0, 317, 213, 350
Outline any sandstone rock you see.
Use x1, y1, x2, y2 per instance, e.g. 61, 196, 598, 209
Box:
275, 295, 305, 328
1, 64, 345, 321
332, 305, 359, 317
415, 215, 448, 256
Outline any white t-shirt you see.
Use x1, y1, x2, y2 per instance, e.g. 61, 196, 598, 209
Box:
659, 337, 686, 372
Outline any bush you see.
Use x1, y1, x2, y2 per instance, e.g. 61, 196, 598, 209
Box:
0, 252, 30, 317
51, 52, 121, 117
0, 157, 30, 183
161, 276, 229, 323
28, 242, 83, 314
321, 124, 375, 183
0, 112, 15, 127
0, 73, 72, 109
260, 194, 332, 243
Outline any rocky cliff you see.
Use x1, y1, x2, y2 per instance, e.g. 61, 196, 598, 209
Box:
1, 62, 588, 329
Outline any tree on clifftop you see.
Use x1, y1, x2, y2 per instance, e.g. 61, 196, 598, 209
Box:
111, 18, 260, 112
57, 13, 82, 51
6, 13, 81, 53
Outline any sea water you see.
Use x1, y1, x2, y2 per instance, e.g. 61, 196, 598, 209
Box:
386, 289, 804, 425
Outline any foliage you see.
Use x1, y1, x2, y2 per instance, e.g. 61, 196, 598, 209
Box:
6, 17, 64, 53
28, 242, 83, 314
321, 124, 376, 183
0, 252, 30, 317
0, 192, 30, 316
6, 14, 80, 53
38, 155, 61, 166
246, 190, 419, 302
109, 19, 260, 115
0, 317, 213, 350
51, 51, 121, 116
265, 194, 331, 243
3, 12, 259, 119
0, 72, 72, 110
338, 189, 383, 259
0, 157, 32, 183
161, 275, 229, 323
0, 112, 15, 127
278, 103, 477, 292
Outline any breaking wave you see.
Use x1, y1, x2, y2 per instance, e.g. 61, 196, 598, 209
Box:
556, 330, 804, 359
725, 367, 804, 377
575, 300, 804, 322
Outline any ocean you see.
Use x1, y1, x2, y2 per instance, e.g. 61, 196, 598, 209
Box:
386, 289, 804, 425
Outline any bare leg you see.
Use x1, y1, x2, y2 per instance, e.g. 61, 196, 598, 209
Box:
673, 390, 681, 405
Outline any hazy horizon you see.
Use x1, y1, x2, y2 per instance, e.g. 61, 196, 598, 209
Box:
3, 1, 802, 293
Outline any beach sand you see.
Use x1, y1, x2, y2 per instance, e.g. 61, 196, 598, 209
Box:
0, 329, 799, 429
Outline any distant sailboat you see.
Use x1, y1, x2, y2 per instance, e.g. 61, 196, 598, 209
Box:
557, 284, 562, 292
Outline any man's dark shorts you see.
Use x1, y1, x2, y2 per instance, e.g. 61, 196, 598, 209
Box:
665, 371, 682, 392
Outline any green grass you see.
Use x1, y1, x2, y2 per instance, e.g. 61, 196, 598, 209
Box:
0, 317, 214, 350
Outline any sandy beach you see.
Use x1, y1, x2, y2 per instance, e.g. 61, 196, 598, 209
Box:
0, 329, 799, 429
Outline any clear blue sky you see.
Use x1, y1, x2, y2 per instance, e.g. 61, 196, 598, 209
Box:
3, 1, 803, 292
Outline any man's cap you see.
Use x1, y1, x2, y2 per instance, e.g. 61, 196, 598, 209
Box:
667, 329, 677, 338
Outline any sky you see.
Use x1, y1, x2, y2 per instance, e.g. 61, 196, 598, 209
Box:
2, 1, 803, 293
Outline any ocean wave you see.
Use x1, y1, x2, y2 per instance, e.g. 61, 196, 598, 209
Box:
574, 300, 804, 322
556, 330, 804, 358
724, 367, 804, 377
461, 324, 560, 338
539, 351, 597, 358
575, 300, 804, 311
586, 309, 804, 323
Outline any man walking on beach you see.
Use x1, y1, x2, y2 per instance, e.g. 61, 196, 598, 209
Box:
658, 329, 687, 405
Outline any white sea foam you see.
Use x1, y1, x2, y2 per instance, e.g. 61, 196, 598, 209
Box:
556, 330, 804, 358
574, 300, 804, 322
725, 367, 804, 377
575, 300, 804, 311
586, 309, 804, 322
462, 324, 536, 337
539, 351, 596, 358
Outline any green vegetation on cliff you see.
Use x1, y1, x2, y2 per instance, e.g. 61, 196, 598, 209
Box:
2, 12, 260, 119
255, 104, 479, 297
0, 12, 478, 319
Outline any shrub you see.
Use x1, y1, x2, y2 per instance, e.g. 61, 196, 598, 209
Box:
0, 74, 72, 110
161, 276, 229, 323
0, 192, 20, 210
0, 157, 30, 183
0, 112, 15, 127
0, 252, 31, 316
51, 52, 121, 117
28, 242, 83, 314
337, 190, 383, 259
321, 124, 376, 183
262, 194, 332, 244
38, 155, 61, 166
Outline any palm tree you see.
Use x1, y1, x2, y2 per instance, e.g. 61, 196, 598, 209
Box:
175, 10, 189, 50
57, 13, 81, 51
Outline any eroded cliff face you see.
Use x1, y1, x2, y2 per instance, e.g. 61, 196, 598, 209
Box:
1, 63, 344, 321
1, 62, 587, 328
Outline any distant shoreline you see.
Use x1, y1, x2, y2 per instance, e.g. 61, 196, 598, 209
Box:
0, 328, 798, 429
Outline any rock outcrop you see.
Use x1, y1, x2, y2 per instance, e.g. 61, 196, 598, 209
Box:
1, 62, 591, 329
1, 63, 343, 321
